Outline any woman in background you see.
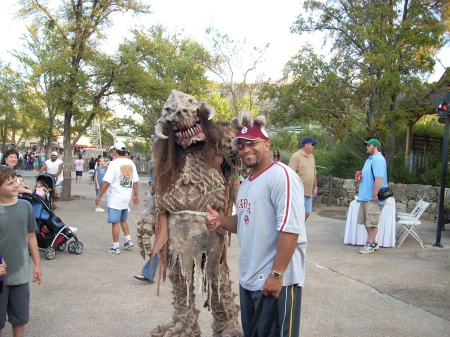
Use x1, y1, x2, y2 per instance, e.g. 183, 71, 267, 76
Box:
2, 149, 19, 168
74, 154, 85, 183
273, 150, 281, 162
88, 157, 96, 185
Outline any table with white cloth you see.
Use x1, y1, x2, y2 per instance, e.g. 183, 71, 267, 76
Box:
344, 197, 396, 247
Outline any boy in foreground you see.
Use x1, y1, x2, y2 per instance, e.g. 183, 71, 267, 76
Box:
0, 166, 42, 337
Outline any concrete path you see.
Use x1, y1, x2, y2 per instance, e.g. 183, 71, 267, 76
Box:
3, 170, 449, 336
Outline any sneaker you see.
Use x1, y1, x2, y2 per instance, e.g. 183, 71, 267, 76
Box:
358, 243, 375, 254
95, 208, 105, 212
372, 243, 380, 251
123, 240, 134, 250
107, 247, 120, 255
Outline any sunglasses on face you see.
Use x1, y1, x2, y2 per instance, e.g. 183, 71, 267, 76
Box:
237, 140, 266, 150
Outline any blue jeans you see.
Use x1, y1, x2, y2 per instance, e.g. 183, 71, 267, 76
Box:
141, 254, 159, 281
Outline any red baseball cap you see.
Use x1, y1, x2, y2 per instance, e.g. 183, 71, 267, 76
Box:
231, 125, 270, 147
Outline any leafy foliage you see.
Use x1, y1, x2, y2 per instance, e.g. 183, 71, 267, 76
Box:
205, 27, 269, 117
16, 0, 150, 161
115, 25, 212, 140
261, 0, 450, 160
268, 129, 301, 163
0, 65, 27, 151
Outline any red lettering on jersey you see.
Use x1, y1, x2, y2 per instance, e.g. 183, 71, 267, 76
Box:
237, 198, 251, 214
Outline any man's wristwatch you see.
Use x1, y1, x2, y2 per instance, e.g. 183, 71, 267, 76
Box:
271, 270, 284, 279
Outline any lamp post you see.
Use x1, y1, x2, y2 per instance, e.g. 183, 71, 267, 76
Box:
434, 90, 450, 248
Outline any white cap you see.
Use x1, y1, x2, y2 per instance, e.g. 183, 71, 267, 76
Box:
51, 151, 58, 156
109, 141, 127, 151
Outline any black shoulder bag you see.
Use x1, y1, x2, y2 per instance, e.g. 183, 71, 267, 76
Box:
371, 165, 393, 201
249, 297, 280, 337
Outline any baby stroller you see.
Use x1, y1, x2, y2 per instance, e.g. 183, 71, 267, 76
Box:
19, 193, 84, 260
36, 173, 56, 210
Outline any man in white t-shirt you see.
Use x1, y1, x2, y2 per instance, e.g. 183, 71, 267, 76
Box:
95, 141, 140, 254
205, 123, 306, 337
39, 151, 64, 208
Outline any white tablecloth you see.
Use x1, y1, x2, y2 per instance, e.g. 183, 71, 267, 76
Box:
344, 197, 396, 247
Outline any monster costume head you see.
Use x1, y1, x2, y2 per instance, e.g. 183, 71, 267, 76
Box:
153, 90, 234, 199
155, 90, 216, 149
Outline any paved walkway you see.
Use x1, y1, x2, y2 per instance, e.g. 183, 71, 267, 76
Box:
3, 170, 449, 336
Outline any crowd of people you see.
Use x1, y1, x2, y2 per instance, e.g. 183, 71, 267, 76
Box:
0, 142, 146, 336
0, 130, 389, 336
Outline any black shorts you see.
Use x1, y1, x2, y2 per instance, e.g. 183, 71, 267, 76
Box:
0, 283, 30, 328
75, 171, 83, 177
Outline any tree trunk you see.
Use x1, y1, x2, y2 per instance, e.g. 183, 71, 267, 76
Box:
385, 131, 396, 166
60, 114, 72, 201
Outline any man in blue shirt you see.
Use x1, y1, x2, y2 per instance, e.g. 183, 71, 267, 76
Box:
355, 139, 388, 254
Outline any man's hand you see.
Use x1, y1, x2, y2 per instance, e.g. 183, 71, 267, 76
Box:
205, 205, 221, 231
262, 274, 283, 299
132, 195, 139, 206
32, 265, 42, 285
313, 186, 318, 197
0, 259, 7, 276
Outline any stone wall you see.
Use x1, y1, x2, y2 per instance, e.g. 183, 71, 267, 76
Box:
315, 174, 446, 218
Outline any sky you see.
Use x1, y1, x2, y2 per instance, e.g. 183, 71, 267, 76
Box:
0, 0, 448, 83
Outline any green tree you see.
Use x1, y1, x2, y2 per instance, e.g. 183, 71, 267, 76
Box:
206, 91, 233, 121
15, 24, 68, 156
262, 0, 450, 161
0, 64, 28, 152
115, 25, 212, 140
205, 27, 269, 117
17, 0, 149, 199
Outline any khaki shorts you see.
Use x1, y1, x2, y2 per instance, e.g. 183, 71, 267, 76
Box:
357, 201, 384, 227
54, 185, 62, 198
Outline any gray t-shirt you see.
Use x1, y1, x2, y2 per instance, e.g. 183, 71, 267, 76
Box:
0, 199, 37, 286
236, 162, 307, 291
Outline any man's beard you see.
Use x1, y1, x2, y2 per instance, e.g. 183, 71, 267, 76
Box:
242, 153, 259, 168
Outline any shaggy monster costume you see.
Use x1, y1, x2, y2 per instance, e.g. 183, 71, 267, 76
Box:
138, 90, 242, 337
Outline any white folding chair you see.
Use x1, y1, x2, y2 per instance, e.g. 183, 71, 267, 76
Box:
397, 201, 430, 248
397, 199, 423, 219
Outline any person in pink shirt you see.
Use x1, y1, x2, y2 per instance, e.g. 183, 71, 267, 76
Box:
32, 180, 50, 199
74, 155, 85, 183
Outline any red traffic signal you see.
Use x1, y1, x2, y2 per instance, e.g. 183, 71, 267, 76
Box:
438, 101, 448, 112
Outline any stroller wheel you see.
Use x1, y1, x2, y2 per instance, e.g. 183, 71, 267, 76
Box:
68, 241, 76, 253
57, 243, 67, 251
45, 247, 56, 260
74, 242, 83, 254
